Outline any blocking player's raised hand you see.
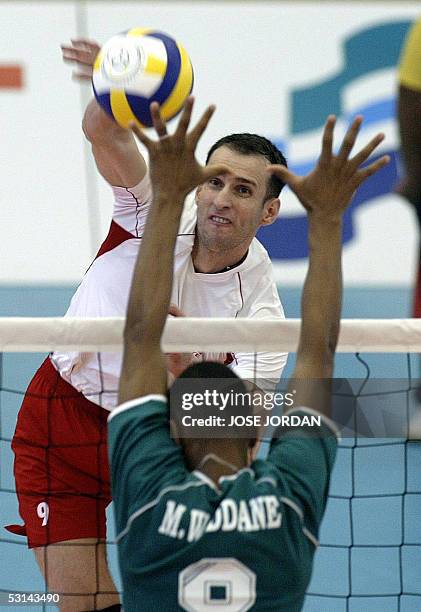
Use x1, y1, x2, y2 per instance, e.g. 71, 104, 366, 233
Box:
61, 38, 101, 81
130, 97, 230, 199
268, 115, 390, 219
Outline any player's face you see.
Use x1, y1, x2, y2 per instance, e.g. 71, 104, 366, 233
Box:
195, 147, 279, 253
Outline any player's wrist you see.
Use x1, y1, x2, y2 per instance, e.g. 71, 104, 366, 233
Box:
307, 212, 343, 230
83, 99, 128, 142
153, 188, 187, 206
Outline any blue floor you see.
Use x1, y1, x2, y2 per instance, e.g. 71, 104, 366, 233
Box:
0, 285, 420, 611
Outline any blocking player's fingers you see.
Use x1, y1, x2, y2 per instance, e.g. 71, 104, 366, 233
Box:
319, 115, 336, 165
175, 96, 194, 138
201, 163, 230, 182
189, 104, 216, 149
349, 133, 385, 170
129, 121, 152, 147
150, 102, 168, 138
336, 115, 363, 164
267, 164, 299, 191
355, 154, 390, 184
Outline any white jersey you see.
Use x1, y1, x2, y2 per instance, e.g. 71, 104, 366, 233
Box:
52, 175, 287, 409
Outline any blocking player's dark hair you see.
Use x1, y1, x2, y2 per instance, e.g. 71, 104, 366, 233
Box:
206, 133, 288, 201
172, 361, 248, 403
170, 361, 254, 439
177, 361, 244, 382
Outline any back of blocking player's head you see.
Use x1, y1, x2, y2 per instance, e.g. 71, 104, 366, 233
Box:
206, 133, 287, 201
169, 361, 256, 468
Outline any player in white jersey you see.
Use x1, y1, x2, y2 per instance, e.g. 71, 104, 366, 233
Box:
52, 173, 286, 408
9, 41, 287, 611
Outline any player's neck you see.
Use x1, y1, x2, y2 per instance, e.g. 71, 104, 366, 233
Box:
192, 241, 249, 274
194, 452, 248, 484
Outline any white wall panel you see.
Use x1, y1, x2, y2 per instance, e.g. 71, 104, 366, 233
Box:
0, 2, 96, 282
0, 2, 420, 284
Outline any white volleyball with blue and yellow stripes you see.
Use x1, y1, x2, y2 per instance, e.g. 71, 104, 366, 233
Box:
92, 28, 194, 128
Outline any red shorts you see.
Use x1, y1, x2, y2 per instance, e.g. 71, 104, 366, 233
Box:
7, 357, 111, 548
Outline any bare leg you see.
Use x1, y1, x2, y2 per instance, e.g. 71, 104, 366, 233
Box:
34, 538, 120, 611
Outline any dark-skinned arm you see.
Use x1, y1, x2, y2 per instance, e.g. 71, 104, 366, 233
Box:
397, 19, 421, 211
397, 86, 421, 213
118, 98, 229, 406
270, 116, 389, 417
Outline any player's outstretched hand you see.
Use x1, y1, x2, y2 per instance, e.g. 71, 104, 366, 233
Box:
268, 115, 390, 220
130, 97, 230, 199
61, 38, 100, 81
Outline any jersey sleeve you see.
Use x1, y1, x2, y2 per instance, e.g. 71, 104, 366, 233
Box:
231, 277, 288, 384
111, 173, 153, 236
399, 18, 421, 92
267, 408, 339, 540
108, 395, 188, 536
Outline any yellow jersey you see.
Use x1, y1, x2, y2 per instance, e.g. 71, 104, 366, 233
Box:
399, 17, 421, 91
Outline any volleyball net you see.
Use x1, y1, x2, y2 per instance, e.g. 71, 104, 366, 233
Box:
1, 317, 421, 611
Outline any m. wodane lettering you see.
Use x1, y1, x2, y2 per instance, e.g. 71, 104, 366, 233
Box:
158, 495, 283, 542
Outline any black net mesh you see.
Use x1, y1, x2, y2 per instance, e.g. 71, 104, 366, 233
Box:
0, 349, 420, 611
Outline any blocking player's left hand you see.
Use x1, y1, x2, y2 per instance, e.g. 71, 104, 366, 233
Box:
130, 97, 230, 199
268, 115, 390, 221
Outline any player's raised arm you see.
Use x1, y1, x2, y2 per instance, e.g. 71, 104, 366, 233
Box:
118, 98, 229, 405
82, 98, 148, 187
62, 38, 147, 187
269, 116, 389, 417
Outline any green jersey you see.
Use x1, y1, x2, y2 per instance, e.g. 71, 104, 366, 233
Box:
108, 395, 338, 611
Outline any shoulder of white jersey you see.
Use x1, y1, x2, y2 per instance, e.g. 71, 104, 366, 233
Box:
246, 237, 273, 269
111, 176, 196, 238
110, 173, 153, 236
112, 173, 152, 207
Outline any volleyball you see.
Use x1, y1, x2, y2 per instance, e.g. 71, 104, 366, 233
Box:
92, 28, 194, 128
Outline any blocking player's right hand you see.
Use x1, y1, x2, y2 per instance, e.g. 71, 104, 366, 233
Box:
61, 38, 101, 81
268, 115, 390, 221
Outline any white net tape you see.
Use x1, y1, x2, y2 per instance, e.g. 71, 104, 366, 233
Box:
1, 317, 421, 352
